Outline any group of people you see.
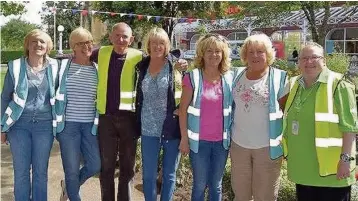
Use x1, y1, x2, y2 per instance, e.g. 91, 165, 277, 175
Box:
0, 21, 357, 201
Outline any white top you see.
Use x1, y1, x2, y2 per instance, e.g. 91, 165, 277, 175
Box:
231, 72, 270, 149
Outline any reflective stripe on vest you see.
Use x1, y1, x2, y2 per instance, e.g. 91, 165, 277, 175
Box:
1, 57, 58, 134
97, 46, 142, 113
268, 68, 287, 159
55, 59, 99, 135
186, 68, 234, 153
283, 70, 353, 176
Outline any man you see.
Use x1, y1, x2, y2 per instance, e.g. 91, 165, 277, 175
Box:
91, 22, 187, 201
283, 42, 357, 201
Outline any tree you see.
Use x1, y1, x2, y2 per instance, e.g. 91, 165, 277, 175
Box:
92, 1, 227, 43
1, 18, 39, 50
41, 1, 88, 50
231, 1, 358, 46
1, 1, 26, 16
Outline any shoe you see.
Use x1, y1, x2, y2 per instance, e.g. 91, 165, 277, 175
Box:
60, 179, 69, 201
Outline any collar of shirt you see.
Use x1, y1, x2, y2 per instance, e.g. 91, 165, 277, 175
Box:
297, 67, 330, 89
25, 57, 49, 75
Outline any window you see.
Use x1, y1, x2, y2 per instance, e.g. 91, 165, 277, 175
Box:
189, 34, 201, 50
227, 32, 248, 41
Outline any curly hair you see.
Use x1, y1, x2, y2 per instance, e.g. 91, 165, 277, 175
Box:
240, 34, 276, 66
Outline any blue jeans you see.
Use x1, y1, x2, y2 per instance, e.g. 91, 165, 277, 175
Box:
7, 119, 54, 201
56, 121, 101, 201
141, 135, 181, 201
189, 140, 229, 201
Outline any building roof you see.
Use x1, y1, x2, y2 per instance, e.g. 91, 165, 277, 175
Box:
173, 6, 358, 34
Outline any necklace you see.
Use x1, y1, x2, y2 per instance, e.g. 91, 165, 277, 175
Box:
293, 84, 318, 116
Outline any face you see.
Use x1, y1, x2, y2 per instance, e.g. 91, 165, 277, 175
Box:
246, 44, 268, 71
149, 37, 167, 58
203, 45, 223, 68
110, 25, 134, 50
73, 39, 93, 58
298, 46, 325, 80
28, 35, 48, 57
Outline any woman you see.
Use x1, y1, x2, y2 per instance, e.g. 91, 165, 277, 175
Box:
135, 27, 182, 201
179, 33, 234, 201
230, 34, 288, 201
282, 42, 357, 201
56, 27, 101, 201
1, 29, 58, 201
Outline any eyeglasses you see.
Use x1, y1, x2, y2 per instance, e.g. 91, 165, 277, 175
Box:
299, 56, 324, 62
202, 33, 228, 43
75, 40, 93, 47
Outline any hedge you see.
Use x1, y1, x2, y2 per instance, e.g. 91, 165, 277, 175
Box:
1, 50, 73, 64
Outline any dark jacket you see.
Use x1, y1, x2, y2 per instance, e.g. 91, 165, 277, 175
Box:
135, 53, 181, 140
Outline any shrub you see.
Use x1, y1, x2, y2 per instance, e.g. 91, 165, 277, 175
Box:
1, 50, 72, 64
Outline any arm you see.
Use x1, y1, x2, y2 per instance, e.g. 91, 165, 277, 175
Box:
1, 70, 14, 120
334, 80, 358, 179
1, 69, 14, 144
179, 74, 193, 154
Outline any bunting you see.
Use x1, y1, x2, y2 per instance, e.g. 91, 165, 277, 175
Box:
41, 7, 235, 24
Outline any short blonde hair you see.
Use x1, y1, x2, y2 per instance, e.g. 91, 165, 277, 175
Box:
144, 27, 171, 56
69, 27, 93, 49
23, 29, 53, 57
194, 34, 231, 74
240, 34, 275, 66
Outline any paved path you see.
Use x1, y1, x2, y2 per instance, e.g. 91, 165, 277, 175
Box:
1, 141, 146, 201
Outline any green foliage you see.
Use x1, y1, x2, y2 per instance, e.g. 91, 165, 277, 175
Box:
1, 50, 72, 64
1, 19, 39, 50
41, 1, 86, 49
92, 1, 226, 42
325, 53, 350, 74
0, 2, 25, 16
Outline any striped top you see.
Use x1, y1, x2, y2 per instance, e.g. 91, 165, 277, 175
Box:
65, 63, 98, 122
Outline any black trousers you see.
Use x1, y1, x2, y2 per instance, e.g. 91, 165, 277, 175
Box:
98, 112, 138, 201
296, 184, 351, 201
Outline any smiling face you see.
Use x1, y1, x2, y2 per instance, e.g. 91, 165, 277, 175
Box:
149, 37, 167, 59
27, 35, 48, 58
203, 44, 223, 69
246, 43, 268, 71
69, 27, 94, 60
298, 45, 325, 81
73, 40, 93, 58
110, 23, 134, 52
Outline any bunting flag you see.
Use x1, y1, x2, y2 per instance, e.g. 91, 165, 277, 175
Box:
42, 7, 238, 24
81, 10, 88, 16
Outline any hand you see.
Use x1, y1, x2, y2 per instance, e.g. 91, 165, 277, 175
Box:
173, 109, 179, 115
1, 133, 8, 145
179, 138, 190, 155
336, 160, 351, 180
175, 59, 188, 72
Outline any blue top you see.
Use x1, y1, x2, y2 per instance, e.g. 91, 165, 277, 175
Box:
141, 62, 169, 137
1, 59, 52, 121
65, 63, 98, 122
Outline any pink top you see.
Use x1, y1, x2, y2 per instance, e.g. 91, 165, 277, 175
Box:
183, 74, 223, 141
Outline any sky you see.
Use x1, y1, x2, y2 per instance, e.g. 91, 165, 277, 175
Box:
0, 1, 43, 26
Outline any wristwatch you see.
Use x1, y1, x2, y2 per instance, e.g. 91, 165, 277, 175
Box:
340, 153, 355, 163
